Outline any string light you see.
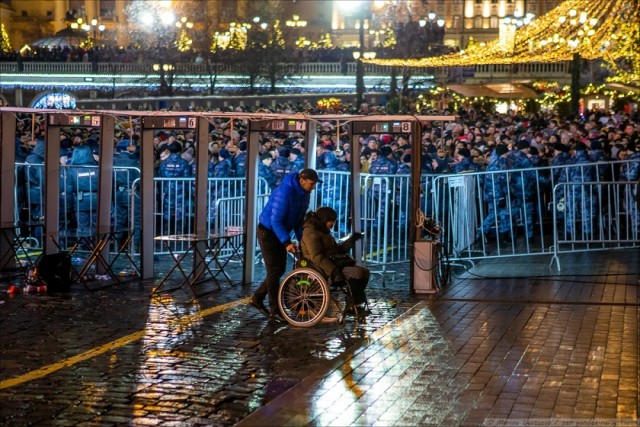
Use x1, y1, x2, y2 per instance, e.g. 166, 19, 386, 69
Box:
363, 0, 639, 83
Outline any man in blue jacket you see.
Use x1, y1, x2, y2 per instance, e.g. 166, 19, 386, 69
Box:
249, 168, 322, 320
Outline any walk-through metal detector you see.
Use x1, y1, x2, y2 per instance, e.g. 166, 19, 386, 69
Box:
411, 115, 457, 294
45, 114, 115, 272
140, 114, 208, 280
244, 116, 315, 284
0, 110, 18, 270
350, 116, 423, 271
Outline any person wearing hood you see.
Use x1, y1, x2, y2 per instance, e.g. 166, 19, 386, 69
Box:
66, 144, 99, 232
300, 207, 368, 316
113, 137, 141, 236
24, 138, 46, 223
157, 141, 191, 234
270, 147, 292, 187
249, 169, 321, 321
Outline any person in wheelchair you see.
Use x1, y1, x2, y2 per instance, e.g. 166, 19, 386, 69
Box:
300, 207, 369, 317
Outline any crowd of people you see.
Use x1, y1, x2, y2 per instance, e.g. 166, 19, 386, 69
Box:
11, 107, 640, 238
0, 44, 355, 65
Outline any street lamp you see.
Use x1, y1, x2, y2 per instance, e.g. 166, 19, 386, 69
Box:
286, 15, 308, 28
418, 12, 446, 54
554, 8, 597, 116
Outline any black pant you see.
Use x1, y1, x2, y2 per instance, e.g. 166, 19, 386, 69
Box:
254, 224, 287, 311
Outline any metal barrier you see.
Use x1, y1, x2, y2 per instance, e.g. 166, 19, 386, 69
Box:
427, 160, 638, 266
153, 177, 270, 255
359, 173, 412, 272
550, 181, 640, 270
11, 161, 639, 272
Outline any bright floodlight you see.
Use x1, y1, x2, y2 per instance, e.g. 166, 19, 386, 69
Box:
160, 10, 175, 26
141, 12, 154, 26
337, 0, 362, 12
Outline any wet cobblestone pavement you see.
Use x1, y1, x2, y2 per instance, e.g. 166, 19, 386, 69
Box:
1, 250, 638, 426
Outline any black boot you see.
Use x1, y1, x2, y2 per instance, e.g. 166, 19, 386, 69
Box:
499, 232, 511, 245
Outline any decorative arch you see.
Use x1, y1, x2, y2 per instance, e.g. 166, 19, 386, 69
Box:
30, 91, 77, 109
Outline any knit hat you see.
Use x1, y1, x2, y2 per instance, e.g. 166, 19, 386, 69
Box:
457, 148, 471, 158
553, 143, 568, 153
495, 144, 509, 156
219, 148, 232, 159
315, 207, 338, 224
379, 145, 393, 157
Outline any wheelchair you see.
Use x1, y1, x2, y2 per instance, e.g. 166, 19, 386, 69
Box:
277, 255, 367, 328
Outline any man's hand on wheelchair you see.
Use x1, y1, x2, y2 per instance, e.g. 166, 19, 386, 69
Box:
285, 242, 298, 253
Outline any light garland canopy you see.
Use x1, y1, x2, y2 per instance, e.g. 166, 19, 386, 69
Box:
364, 0, 639, 70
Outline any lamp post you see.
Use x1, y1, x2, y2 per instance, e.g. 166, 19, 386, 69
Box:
153, 63, 175, 96
355, 14, 365, 109
89, 18, 106, 44
419, 12, 445, 54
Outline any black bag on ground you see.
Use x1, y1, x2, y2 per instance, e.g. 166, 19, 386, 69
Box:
36, 252, 73, 292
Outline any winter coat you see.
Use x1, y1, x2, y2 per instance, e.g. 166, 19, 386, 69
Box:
300, 211, 356, 283
270, 156, 292, 187
259, 171, 310, 245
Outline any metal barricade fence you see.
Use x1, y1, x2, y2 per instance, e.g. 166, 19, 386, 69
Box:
14, 163, 140, 249
154, 177, 270, 255
427, 160, 636, 265
550, 181, 640, 270
359, 173, 412, 270
315, 171, 352, 240
11, 161, 638, 270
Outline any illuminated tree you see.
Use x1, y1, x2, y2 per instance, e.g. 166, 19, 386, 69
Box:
0, 23, 12, 53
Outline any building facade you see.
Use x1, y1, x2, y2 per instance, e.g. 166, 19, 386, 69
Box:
1, 0, 563, 52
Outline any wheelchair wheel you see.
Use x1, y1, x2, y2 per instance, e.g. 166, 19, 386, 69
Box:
278, 267, 330, 327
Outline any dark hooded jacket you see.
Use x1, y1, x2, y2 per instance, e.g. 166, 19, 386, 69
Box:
300, 211, 356, 283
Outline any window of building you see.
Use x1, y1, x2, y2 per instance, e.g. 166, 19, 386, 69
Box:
452, 15, 461, 29
490, 15, 499, 28
474, 16, 483, 28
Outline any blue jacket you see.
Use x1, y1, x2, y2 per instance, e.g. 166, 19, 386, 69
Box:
370, 156, 398, 174
158, 153, 191, 178
453, 157, 480, 173
214, 158, 233, 178
234, 151, 247, 176
483, 155, 508, 203
258, 161, 276, 190
270, 157, 292, 187
507, 150, 536, 199
568, 150, 595, 183
290, 156, 305, 173
620, 151, 640, 181
259, 172, 310, 245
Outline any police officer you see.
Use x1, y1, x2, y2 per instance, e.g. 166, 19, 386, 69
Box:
24, 138, 46, 223
566, 143, 596, 238
233, 140, 248, 177
258, 152, 277, 191
479, 144, 511, 243
270, 146, 292, 187
66, 144, 99, 233
289, 147, 305, 173
157, 142, 191, 234
112, 137, 141, 249
506, 139, 538, 241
